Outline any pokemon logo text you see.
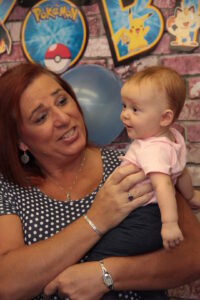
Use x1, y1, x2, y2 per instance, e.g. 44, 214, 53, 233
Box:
31, 5, 78, 23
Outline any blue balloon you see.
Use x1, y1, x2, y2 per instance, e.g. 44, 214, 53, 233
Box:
62, 65, 124, 146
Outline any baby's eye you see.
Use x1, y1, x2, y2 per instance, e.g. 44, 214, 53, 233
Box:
122, 103, 126, 109
34, 113, 47, 124
57, 97, 67, 106
132, 107, 138, 112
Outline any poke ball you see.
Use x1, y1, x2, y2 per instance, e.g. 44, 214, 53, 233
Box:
44, 43, 71, 74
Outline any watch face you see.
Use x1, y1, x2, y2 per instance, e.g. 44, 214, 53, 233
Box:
100, 261, 113, 290
104, 273, 113, 287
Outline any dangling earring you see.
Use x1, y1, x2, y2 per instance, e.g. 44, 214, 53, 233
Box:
21, 151, 30, 164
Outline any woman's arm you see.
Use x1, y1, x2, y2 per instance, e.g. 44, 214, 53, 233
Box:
0, 214, 103, 300
44, 193, 200, 300
177, 168, 200, 208
0, 164, 151, 300
108, 192, 200, 290
176, 167, 194, 201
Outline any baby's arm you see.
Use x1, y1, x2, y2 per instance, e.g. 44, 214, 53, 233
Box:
176, 167, 200, 208
149, 172, 184, 250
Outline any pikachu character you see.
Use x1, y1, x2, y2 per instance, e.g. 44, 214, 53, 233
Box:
112, 9, 153, 53
167, 5, 200, 47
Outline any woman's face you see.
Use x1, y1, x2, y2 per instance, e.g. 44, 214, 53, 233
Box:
19, 74, 87, 165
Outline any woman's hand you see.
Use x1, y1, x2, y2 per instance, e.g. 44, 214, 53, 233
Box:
189, 190, 200, 209
88, 164, 153, 233
43, 262, 106, 300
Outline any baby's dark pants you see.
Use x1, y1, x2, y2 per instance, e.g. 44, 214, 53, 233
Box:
86, 204, 168, 300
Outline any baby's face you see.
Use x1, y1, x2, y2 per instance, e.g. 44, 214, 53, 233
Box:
120, 79, 169, 140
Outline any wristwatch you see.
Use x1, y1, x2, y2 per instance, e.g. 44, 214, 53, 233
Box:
99, 260, 114, 290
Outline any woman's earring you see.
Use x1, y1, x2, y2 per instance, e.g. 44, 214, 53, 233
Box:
21, 151, 30, 164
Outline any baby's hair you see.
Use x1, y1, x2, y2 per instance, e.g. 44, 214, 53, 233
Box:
124, 66, 186, 121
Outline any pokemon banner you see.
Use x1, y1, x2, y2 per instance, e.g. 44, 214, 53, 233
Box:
98, 0, 164, 67
0, 0, 16, 55
167, 0, 200, 51
21, 0, 88, 74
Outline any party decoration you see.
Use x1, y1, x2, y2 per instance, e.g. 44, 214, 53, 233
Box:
167, 0, 200, 51
0, 0, 16, 55
62, 65, 124, 146
44, 43, 71, 73
98, 0, 164, 67
21, 0, 88, 74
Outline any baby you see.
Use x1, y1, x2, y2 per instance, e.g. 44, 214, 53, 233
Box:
120, 65, 200, 249
85, 66, 200, 299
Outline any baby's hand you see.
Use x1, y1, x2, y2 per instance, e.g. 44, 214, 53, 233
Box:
161, 221, 184, 250
189, 190, 200, 209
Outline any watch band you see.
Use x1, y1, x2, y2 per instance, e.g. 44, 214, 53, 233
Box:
99, 260, 114, 290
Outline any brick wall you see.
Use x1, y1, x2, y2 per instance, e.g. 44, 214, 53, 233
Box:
1, 1, 200, 190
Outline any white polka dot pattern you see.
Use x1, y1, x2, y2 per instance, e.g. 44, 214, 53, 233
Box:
0, 149, 149, 300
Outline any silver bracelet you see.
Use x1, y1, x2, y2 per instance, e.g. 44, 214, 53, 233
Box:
83, 214, 103, 238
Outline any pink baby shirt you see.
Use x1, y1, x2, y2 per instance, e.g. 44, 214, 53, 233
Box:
121, 128, 187, 204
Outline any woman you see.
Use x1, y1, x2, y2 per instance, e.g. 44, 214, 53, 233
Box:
0, 63, 199, 300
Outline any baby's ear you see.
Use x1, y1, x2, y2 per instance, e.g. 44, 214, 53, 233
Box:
160, 109, 174, 127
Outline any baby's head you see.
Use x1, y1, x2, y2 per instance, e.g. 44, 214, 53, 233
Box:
120, 66, 186, 139
122, 66, 186, 122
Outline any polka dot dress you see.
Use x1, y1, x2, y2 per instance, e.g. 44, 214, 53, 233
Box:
0, 149, 163, 300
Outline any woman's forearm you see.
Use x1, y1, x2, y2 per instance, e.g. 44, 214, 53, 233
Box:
0, 216, 101, 300
105, 193, 200, 291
